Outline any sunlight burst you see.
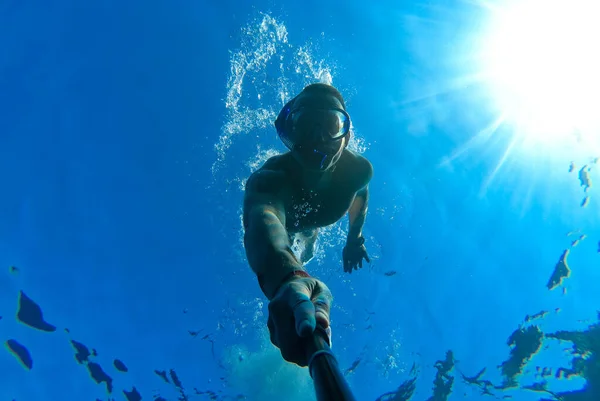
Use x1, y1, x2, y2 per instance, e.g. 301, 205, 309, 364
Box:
480, 0, 600, 150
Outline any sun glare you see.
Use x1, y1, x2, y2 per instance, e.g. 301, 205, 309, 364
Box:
480, 0, 600, 149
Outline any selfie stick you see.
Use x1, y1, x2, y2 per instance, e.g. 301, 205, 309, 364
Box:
305, 326, 357, 401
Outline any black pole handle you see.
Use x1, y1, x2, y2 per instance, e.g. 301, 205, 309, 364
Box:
303, 326, 357, 401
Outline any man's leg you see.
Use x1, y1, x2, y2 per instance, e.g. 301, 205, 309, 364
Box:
298, 229, 319, 264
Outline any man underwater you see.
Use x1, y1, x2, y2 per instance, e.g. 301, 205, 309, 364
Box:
243, 83, 373, 366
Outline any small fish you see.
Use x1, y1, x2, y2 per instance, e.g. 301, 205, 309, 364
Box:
344, 357, 361, 375
384, 271, 397, 277
410, 362, 417, 375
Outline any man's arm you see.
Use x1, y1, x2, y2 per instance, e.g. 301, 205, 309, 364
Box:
347, 185, 369, 242
243, 170, 304, 300
346, 155, 373, 242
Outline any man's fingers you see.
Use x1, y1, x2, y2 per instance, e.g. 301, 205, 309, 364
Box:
292, 296, 316, 337
313, 296, 331, 330
365, 253, 371, 263
324, 325, 333, 348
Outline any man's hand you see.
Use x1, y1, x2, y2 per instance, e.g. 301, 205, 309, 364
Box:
267, 276, 333, 367
343, 236, 370, 273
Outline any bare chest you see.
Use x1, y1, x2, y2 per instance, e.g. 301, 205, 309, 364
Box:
284, 186, 355, 232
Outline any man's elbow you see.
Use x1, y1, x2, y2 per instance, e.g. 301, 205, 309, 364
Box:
244, 209, 265, 243
244, 208, 283, 245
243, 216, 288, 270
244, 221, 273, 266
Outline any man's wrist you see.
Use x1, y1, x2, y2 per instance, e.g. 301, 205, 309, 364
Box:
258, 268, 310, 300
346, 234, 365, 246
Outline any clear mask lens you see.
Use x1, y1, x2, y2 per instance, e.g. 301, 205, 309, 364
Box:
290, 108, 349, 141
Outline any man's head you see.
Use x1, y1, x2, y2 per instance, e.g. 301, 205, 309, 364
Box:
275, 83, 351, 172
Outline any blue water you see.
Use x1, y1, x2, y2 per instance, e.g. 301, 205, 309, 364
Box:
1, 1, 598, 400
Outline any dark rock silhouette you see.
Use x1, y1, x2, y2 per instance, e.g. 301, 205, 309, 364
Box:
16, 291, 56, 332
6, 339, 33, 370
114, 358, 128, 372
70, 340, 91, 364
154, 369, 170, 383
170, 369, 183, 389
123, 387, 142, 401
88, 361, 113, 393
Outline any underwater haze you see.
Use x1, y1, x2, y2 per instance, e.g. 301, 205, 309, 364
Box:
1, 0, 599, 400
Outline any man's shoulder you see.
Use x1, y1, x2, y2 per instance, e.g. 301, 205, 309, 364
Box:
260, 152, 294, 171
340, 149, 373, 189
246, 153, 292, 193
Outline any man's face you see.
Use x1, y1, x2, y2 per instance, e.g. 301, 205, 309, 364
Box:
284, 91, 348, 172
288, 92, 347, 153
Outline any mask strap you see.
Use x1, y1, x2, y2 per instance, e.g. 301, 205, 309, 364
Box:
275, 97, 297, 135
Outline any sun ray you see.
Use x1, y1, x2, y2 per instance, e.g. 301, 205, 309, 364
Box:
439, 113, 506, 167
459, 0, 501, 12
479, 131, 520, 196
398, 72, 490, 108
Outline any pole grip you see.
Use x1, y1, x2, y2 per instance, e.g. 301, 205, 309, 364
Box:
303, 326, 357, 401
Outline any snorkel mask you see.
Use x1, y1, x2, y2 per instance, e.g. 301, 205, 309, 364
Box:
275, 98, 351, 171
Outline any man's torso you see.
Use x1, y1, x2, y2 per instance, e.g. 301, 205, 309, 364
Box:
260, 149, 371, 233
